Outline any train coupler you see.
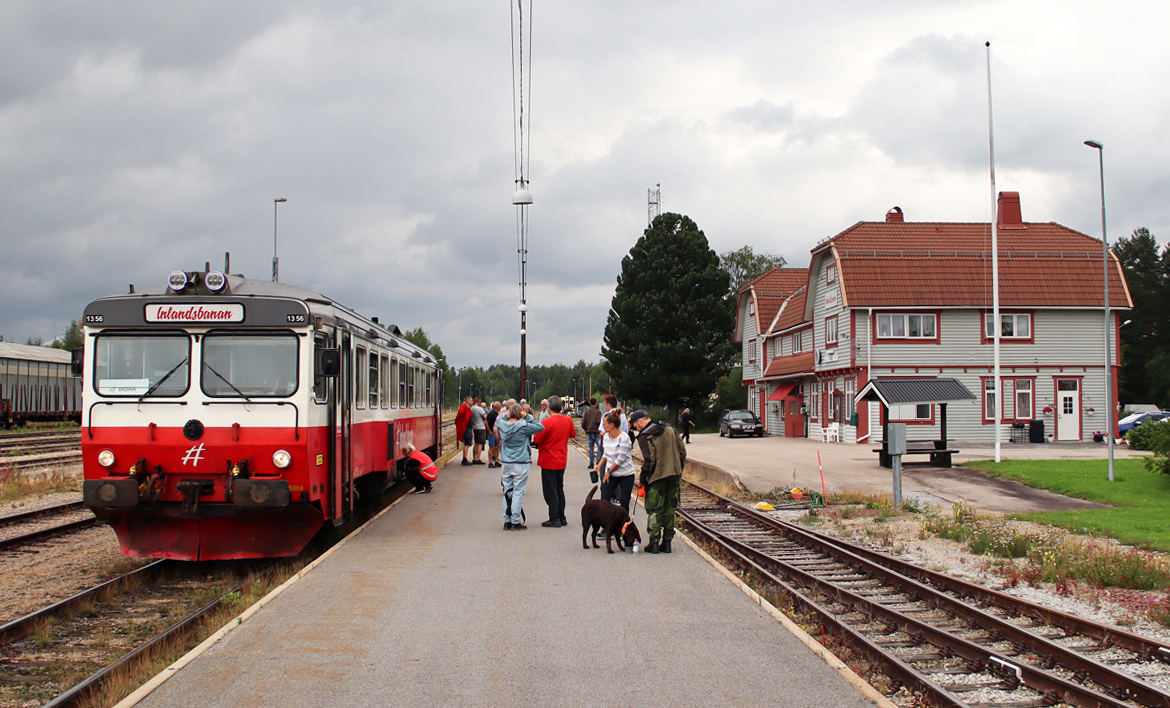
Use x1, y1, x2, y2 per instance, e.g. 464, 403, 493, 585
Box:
177, 479, 214, 516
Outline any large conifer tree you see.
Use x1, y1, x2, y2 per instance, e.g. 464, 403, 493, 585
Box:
602, 213, 735, 422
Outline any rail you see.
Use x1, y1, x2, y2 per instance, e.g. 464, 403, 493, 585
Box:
679, 480, 1170, 708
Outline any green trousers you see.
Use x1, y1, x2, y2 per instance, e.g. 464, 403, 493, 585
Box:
645, 475, 681, 542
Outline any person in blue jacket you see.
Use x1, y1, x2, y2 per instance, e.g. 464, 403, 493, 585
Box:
496, 402, 546, 530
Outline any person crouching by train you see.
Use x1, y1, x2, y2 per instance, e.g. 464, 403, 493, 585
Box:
497, 403, 545, 530
456, 396, 474, 466
402, 443, 438, 494
629, 409, 686, 554
533, 395, 577, 528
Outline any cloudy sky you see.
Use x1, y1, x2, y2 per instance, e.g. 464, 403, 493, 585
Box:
2, 1, 1167, 367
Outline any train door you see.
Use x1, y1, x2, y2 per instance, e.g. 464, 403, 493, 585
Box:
332, 330, 354, 524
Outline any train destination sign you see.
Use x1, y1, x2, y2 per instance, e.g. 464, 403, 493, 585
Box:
145, 303, 245, 323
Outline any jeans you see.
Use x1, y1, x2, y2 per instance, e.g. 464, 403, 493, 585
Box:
600, 474, 634, 514
501, 462, 530, 524
586, 431, 601, 467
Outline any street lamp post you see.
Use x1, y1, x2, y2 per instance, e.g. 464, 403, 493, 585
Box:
1084, 139, 1114, 482
273, 198, 287, 283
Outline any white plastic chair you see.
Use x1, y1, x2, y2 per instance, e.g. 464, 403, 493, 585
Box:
821, 422, 839, 443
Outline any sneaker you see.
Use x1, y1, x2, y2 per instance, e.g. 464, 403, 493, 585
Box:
473, 460, 486, 465
461, 459, 472, 466
512, 523, 528, 531
504, 522, 513, 530
411, 488, 428, 494
559, 518, 569, 527
541, 519, 561, 528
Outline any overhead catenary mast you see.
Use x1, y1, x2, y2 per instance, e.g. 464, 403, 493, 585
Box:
511, 0, 534, 400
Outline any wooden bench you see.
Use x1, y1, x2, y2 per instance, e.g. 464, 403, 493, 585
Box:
873, 440, 959, 469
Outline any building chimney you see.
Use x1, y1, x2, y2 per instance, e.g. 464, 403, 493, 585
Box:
885, 206, 904, 223
996, 191, 1025, 229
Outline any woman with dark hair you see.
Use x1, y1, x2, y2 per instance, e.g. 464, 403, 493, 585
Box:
594, 410, 636, 513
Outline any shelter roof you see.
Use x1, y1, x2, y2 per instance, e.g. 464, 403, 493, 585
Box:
855, 378, 976, 407
0, 342, 72, 364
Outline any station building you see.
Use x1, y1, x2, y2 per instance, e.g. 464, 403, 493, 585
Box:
737, 192, 1132, 444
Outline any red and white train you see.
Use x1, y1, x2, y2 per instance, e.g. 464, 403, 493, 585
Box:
80, 266, 440, 560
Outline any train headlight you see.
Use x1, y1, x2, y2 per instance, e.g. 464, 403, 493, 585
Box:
168, 271, 188, 292
98, 450, 115, 468
205, 271, 226, 292
272, 450, 292, 469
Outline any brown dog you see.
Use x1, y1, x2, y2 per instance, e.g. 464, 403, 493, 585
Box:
581, 485, 642, 554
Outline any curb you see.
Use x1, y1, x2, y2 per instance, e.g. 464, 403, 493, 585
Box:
679, 531, 898, 708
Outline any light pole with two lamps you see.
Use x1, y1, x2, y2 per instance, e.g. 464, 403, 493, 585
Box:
1084, 139, 1114, 482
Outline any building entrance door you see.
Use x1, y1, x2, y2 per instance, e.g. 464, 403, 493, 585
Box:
1056, 379, 1080, 441
785, 398, 805, 437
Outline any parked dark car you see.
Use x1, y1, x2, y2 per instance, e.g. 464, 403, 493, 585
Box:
1119, 411, 1170, 434
720, 409, 763, 437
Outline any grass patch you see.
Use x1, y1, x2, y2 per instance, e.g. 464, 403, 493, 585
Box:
0, 468, 82, 503
962, 457, 1170, 551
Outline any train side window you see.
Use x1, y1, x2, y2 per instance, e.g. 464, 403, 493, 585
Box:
380, 354, 389, 409
355, 347, 366, 409
407, 365, 416, 408
313, 334, 329, 404
368, 351, 378, 409
390, 356, 398, 408
399, 361, 408, 408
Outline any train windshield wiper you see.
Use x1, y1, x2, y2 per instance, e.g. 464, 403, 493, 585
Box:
137, 358, 188, 403
202, 361, 254, 403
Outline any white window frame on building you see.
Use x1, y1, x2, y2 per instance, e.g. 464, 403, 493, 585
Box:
876, 313, 936, 340
985, 312, 1031, 339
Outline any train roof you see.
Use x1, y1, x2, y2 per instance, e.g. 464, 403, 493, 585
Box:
85, 273, 435, 364
0, 342, 73, 364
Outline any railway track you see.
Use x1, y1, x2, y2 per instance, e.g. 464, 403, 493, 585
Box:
0, 500, 97, 553
679, 480, 1170, 708
0, 430, 80, 456
0, 559, 249, 708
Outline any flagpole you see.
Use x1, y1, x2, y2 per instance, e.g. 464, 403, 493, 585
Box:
986, 41, 1001, 463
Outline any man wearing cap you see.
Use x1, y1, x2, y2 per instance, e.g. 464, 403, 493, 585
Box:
629, 409, 686, 554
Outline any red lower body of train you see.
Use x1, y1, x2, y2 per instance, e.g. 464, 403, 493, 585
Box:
82, 416, 436, 561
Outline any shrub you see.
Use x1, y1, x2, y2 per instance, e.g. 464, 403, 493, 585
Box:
1129, 419, 1170, 452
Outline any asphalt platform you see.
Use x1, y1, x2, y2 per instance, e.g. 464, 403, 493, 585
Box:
132, 448, 877, 708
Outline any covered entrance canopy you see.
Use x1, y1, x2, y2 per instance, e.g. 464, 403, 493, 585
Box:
766, 382, 798, 401
855, 378, 975, 468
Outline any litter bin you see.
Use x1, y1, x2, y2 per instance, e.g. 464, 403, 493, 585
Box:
1029, 419, 1046, 443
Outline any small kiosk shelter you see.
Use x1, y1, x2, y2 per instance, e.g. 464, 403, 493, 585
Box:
855, 378, 976, 468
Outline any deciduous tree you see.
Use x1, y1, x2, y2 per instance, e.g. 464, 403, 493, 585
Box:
602, 213, 736, 423
719, 245, 787, 297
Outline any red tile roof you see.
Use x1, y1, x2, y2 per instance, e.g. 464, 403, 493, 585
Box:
742, 268, 807, 336
819, 222, 1131, 309
762, 351, 815, 379
769, 286, 808, 334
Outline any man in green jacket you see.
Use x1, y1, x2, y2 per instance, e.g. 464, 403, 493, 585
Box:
630, 409, 686, 554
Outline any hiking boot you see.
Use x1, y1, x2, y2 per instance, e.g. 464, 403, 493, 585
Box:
644, 539, 660, 554
559, 518, 569, 527
660, 537, 672, 553
541, 519, 561, 528
504, 522, 513, 530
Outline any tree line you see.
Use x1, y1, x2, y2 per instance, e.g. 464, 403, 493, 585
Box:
1113, 227, 1170, 410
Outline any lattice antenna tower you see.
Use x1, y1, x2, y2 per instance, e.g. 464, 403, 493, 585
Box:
511, 0, 534, 400
648, 183, 661, 226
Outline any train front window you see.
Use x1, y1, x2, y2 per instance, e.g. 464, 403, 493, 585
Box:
95, 334, 190, 397
201, 333, 298, 398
